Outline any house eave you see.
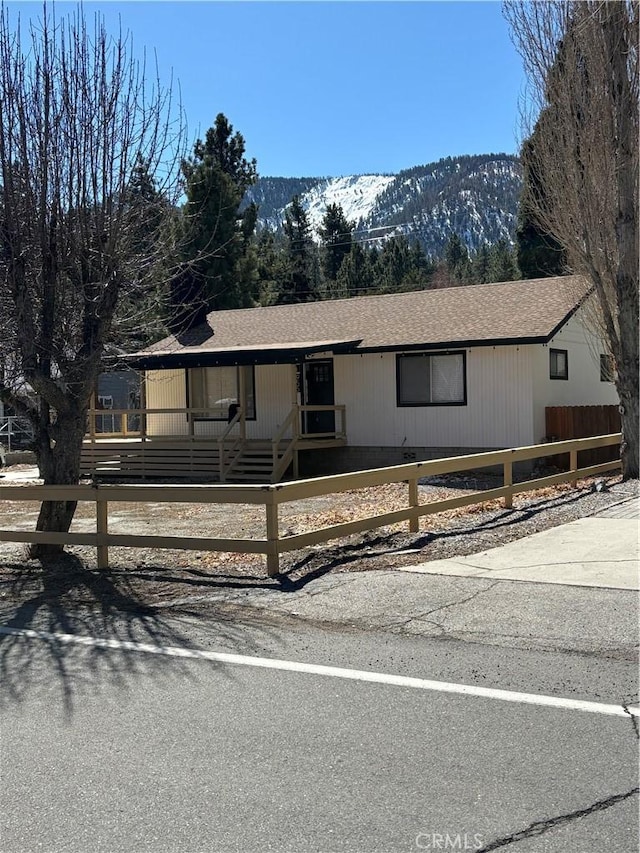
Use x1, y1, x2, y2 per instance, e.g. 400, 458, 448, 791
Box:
125, 339, 363, 370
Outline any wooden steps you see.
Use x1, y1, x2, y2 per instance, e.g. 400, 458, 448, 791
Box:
225, 441, 288, 484
81, 435, 346, 483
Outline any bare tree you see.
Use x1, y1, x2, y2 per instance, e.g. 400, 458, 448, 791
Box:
0, 4, 184, 554
504, 1, 639, 479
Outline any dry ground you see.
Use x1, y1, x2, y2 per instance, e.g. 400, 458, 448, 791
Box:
0, 469, 635, 616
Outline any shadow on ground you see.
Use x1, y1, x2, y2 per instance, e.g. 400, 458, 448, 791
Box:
0, 553, 278, 717
117, 488, 591, 594
0, 486, 614, 713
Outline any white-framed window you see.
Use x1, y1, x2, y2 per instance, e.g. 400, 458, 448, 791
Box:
396, 351, 467, 406
549, 348, 568, 380
188, 366, 256, 420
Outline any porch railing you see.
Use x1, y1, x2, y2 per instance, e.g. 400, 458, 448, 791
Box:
218, 407, 245, 483
270, 404, 348, 483
0, 416, 34, 452
271, 405, 300, 483
86, 406, 237, 440
299, 404, 346, 440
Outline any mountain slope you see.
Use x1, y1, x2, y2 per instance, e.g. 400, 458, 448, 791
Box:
246, 153, 522, 256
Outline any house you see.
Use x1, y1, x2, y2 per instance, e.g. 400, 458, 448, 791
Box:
98, 275, 619, 483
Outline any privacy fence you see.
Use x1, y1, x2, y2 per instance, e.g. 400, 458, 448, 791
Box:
0, 434, 622, 577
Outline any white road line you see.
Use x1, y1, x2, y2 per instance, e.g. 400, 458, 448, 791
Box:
1, 625, 638, 720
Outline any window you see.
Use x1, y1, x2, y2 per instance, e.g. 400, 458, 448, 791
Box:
397, 352, 466, 406
189, 366, 256, 420
549, 349, 568, 380
600, 353, 615, 382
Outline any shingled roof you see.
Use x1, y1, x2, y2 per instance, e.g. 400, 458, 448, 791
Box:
130, 276, 589, 368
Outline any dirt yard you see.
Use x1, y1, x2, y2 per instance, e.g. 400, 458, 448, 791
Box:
0, 468, 635, 615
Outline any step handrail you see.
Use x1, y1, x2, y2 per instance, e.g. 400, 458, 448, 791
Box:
271, 405, 300, 483
218, 408, 244, 483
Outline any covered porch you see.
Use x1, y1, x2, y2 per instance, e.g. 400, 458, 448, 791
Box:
82, 340, 355, 483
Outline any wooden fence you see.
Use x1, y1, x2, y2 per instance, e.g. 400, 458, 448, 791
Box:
0, 434, 622, 577
546, 406, 621, 467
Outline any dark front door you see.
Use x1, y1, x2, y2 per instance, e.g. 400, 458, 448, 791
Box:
303, 359, 335, 435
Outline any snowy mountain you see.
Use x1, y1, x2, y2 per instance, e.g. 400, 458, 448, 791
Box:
246, 154, 522, 256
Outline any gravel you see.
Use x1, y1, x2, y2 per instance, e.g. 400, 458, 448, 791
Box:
0, 470, 637, 612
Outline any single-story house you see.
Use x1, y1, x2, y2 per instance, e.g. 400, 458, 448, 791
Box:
106, 275, 619, 482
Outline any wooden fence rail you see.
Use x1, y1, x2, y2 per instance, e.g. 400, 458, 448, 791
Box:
0, 434, 622, 577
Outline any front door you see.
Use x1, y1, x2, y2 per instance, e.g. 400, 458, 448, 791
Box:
303, 359, 335, 435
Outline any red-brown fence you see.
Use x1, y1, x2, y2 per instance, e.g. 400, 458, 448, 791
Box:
545, 406, 620, 467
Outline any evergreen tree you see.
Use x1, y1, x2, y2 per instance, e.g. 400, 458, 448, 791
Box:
117, 155, 174, 344
334, 241, 371, 298
516, 136, 567, 279
487, 239, 520, 283
255, 230, 287, 305
317, 203, 354, 282
471, 244, 491, 284
444, 233, 469, 280
281, 195, 316, 303
169, 113, 258, 332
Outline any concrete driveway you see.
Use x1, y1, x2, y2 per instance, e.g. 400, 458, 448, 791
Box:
397, 497, 639, 590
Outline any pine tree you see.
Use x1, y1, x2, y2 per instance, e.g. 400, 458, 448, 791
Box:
488, 239, 520, 283
444, 233, 469, 281
281, 195, 316, 303
317, 203, 355, 282
116, 155, 174, 344
516, 136, 567, 279
471, 244, 491, 284
169, 113, 258, 331
334, 241, 371, 298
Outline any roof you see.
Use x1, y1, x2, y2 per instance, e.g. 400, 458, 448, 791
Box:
129, 275, 589, 368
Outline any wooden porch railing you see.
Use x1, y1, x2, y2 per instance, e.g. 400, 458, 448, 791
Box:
271, 405, 300, 483
217, 407, 245, 483
0, 434, 622, 577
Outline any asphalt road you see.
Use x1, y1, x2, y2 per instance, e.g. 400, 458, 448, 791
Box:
1, 601, 638, 853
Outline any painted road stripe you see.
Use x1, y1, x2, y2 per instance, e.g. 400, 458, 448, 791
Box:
1, 625, 638, 720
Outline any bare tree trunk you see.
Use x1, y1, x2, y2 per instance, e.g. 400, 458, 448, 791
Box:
615, 323, 640, 480
30, 413, 87, 558
0, 5, 184, 569
606, 3, 640, 479
505, 0, 639, 479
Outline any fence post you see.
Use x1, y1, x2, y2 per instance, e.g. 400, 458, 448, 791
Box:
408, 478, 419, 533
96, 495, 109, 570
570, 449, 578, 487
265, 491, 280, 577
503, 459, 513, 509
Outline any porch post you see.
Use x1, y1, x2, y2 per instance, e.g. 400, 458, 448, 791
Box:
88, 391, 96, 443
292, 364, 300, 478
140, 373, 148, 442
238, 365, 247, 440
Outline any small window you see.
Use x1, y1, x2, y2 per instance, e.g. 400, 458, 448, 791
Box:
189, 366, 256, 420
397, 352, 466, 406
600, 354, 615, 382
549, 349, 568, 380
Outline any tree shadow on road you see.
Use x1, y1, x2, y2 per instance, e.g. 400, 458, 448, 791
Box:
0, 553, 275, 717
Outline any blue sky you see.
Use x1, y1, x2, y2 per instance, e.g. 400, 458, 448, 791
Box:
8, 1, 526, 177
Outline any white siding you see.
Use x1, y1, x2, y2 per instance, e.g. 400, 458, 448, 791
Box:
144, 369, 188, 435
144, 365, 295, 439
334, 347, 535, 449
531, 312, 619, 442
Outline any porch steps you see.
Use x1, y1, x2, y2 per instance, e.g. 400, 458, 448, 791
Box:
80, 438, 291, 484
80, 436, 344, 483
224, 441, 290, 484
